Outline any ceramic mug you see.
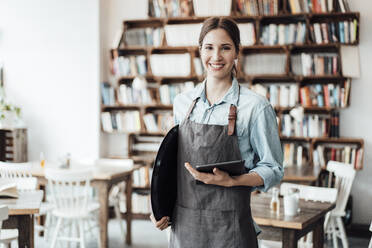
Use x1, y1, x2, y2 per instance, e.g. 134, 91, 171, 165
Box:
283, 188, 300, 216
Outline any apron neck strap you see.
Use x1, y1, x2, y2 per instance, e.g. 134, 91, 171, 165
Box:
228, 85, 240, 136
185, 97, 199, 120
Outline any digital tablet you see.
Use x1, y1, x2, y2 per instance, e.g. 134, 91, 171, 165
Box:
195, 160, 245, 176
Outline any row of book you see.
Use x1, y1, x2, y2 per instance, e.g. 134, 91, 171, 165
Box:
150, 53, 191, 77
237, 0, 279, 16
132, 192, 151, 214
101, 111, 141, 133
159, 81, 195, 105
291, 53, 339, 76
283, 142, 309, 167
288, 0, 350, 14
124, 28, 164, 47
149, 0, 193, 18
329, 111, 340, 138
313, 144, 363, 170
101, 82, 115, 106
143, 112, 174, 133
112, 55, 147, 77
260, 23, 306, 45
131, 135, 163, 153
281, 113, 330, 137
252, 83, 299, 108
244, 53, 287, 75
133, 166, 152, 187
310, 20, 358, 44
117, 82, 157, 105
299, 80, 350, 108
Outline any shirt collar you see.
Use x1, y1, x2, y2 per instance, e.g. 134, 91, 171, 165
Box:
193, 77, 239, 106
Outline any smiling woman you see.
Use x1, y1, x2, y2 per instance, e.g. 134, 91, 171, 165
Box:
151, 17, 284, 248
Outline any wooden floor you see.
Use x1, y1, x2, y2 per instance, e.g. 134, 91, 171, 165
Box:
31, 219, 369, 248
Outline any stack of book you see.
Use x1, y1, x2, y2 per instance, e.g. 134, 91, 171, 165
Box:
125, 28, 164, 47
238, 23, 256, 46
237, 0, 279, 16
291, 53, 339, 76
112, 55, 147, 77
299, 80, 350, 108
281, 113, 330, 137
310, 20, 358, 44
260, 22, 306, 45
131, 135, 163, 153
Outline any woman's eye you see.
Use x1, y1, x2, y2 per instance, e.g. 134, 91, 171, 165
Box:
205, 46, 213, 50
222, 46, 231, 50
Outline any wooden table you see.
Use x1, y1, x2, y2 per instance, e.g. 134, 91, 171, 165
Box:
283, 166, 322, 185
252, 193, 335, 248
31, 165, 137, 248
0, 190, 43, 248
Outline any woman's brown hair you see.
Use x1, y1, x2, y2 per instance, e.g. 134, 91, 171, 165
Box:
198, 17, 241, 77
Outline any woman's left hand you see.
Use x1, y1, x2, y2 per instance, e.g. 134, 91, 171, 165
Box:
184, 162, 235, 187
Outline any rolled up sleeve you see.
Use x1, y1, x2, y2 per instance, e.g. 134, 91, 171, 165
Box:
249, 105, 284, 192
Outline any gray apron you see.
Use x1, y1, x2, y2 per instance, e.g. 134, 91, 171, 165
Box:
169, 91, 258, 248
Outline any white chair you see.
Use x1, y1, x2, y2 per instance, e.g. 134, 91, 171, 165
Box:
0, 205, 18, 248
45, 167, 100, 248
368, 221, 372, 248
259, 183, 338, 248
325, 161, 356, 248
0, 161, 54, 240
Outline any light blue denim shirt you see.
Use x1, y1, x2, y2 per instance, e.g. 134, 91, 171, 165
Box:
173, 78, 284, 192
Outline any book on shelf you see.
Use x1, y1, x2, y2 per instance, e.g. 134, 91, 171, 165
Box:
132, 191, 151, 214
164, 23, 202, 47
237, 0, 279, 16
133, 166, 151, 187
313, 144, 362, 169
149, 0, 193, 18
282, 142, 308, 168
101, 111, 141, 133
238, 23, 256, 46
124, 27, 164, 47
193, 0, 232, 16
288, 0, 335, 13
291, 53, 339, 76
0, 182, 18, 198
118, 82, 157, 105
243, 53, 287, 75
329, 111, 340, 138
143, 111, 174, 133
159, 81, 195, 105
150, 53, 191, 76
310, 20, 358, 45
251, 83, 299, 108
101, 82, 116, 106
260, 22, 306, 45
337, 0, 350, 13
281, 113, 330, 138
112, 55, 148, 77
143, 113, 160, 133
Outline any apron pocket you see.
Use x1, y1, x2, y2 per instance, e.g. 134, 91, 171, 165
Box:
174, 205, 236, 248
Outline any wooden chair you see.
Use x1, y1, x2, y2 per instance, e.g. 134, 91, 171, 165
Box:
325, 161, 356, 248
0, 205, 18, 248
45, 167, 100, 248
259, 183, 338, 248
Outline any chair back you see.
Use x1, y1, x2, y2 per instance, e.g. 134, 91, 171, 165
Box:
45, 168, 93, 211
326, 160, 356, 215
0, 162, 37, 190
280, 182, 338, 203
0, 205, 9, 229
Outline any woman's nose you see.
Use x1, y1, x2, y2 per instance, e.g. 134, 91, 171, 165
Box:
212, 49, 222, 60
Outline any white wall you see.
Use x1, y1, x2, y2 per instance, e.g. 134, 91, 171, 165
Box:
0, 0, 100, 161
342, 0, 372, 225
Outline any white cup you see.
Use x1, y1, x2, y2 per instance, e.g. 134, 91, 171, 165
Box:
283, 188, 300, 216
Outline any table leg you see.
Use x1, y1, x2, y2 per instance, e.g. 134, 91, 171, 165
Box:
125, 174, 133, 245
313, 217, 324, 248
282, 229, 298, 248
97, 181, 109, 248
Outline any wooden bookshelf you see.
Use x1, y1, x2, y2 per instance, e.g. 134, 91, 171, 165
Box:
103, 0, 363, 220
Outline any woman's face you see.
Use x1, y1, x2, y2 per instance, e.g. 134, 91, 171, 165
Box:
200, 28, 237, 81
